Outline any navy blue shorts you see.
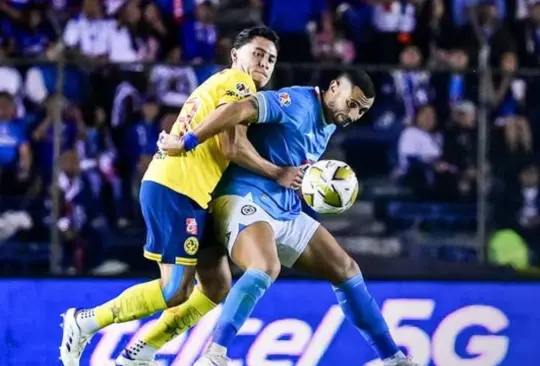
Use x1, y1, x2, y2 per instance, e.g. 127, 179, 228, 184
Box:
140, 181, 207, 265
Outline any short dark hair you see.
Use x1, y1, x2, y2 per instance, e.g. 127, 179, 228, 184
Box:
233, 26, 280, 51
340, 71, 375, 99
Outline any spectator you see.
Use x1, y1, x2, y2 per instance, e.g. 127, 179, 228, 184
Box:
77, 107, 127, 227
414, 0, 456, 63
487, 52, 526, 122
181, 0, 218, 63
266, 0, 333, 64
0, 47, 24, 118
433, 47, 478, 118
0, 92, 31, 195
122, 96, 159, 176
461, 0, 515, 67
108, 0, 157, 69
397, 104, 457, 199
62, 0, 113, 60
494, 163, 540, 264
32, 94, 86, 184
371, 0, 416, 64
56, 149, 109, 274
443, 101, 479, 200
336, 1, 373, 63
121, 96, 159, 219
142, 0, 176, 57
149, 46, 198, 111
216, 0, 263, 34
24, 43, 88, 106
14, 4, 54, 58
379, 46, 433, 126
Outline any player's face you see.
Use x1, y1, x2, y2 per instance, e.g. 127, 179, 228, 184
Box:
326, 77, 374, 127
232, 36, 277, 89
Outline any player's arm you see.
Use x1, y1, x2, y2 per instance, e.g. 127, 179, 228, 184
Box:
189, 96, 259, 146
189, 88, 293, 147
219, 126, 302, 188
219, 125, 279, 178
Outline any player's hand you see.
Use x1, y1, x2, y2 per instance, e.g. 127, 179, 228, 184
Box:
277, 166, 304, 190
157, 131, 184, 155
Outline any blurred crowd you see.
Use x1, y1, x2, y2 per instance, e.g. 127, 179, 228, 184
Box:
2, 0, 540, 273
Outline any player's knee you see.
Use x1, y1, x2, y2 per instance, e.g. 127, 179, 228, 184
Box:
251, 259, 281, 281
197, 266, 232, 304
330, 255, 361, 285
160, 265, 196, 307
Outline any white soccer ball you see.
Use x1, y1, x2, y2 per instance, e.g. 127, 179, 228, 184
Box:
301, 159, 360, 214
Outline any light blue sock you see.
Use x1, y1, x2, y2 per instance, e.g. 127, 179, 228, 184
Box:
334, 273, 400, 359
212, 269, 272, 348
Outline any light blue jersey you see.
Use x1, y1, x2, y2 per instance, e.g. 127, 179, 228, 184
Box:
214, 86, 336, 220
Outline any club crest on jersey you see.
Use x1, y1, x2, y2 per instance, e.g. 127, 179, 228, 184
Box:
186, 218, 198, 235
184, 236, 199, 256
236, 83, 251, 96
279, 93, 291, 106
241, 205, 256, 216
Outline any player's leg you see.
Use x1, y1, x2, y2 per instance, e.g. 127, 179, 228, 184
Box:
59, 182, 199, 366
117, 244, 231, 364
196, 196, 280, 366
291, 220, 416, 366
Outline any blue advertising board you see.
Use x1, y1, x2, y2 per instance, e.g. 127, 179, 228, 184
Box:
0, 279, 539, 366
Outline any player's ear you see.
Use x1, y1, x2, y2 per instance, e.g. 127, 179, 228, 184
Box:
329, 79, 338, 93
230, 48, 238, 64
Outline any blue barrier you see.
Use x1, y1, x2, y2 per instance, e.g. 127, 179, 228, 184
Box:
0, 279, 539, 365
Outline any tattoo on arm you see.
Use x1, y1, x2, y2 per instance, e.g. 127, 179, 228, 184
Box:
245, 97, 259, 124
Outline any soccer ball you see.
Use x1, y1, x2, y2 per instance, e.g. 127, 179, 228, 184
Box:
301, 160, 360, 214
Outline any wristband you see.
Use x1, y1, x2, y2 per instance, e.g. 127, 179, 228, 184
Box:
183, 132, 200, 152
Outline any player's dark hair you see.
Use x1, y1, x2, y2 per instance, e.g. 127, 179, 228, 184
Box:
340, 71, 375, 99
233, 26, 280, 51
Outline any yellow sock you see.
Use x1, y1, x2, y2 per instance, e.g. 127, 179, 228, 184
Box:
94, 280, 167, 329
141, 286, 217, 349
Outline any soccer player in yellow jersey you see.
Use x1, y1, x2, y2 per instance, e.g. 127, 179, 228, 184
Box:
60, 26, 302, 366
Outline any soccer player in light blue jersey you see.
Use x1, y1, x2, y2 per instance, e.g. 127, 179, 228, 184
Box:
159, 72, 417, 366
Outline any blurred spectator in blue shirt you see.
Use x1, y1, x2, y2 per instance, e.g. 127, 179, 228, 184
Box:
123, 96, 159, 174
32, 94, 85, 184
265, 0, 332, 62
14, 4, 54, 58
336, 1, 373, 63
0, 92, 32, 195
181, 0, 217, 63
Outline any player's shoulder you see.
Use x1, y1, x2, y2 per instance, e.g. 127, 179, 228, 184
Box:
271, 86, 317, 109
221, 68, 255, 88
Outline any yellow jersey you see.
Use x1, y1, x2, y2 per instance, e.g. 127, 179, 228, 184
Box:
143, 68, 256, 208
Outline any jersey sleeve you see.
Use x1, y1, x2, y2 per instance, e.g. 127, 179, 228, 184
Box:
253, 89, 309, 126
252, 90, 283, 124
217, 70, 257, 105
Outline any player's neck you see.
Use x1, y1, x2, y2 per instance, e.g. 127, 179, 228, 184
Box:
319, 90, 334, 126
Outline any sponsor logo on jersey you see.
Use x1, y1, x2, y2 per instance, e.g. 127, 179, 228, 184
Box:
279, 92, 291, 106
241, 205, 256, 215
186, 218, 198, 235
236, 83, 251, 95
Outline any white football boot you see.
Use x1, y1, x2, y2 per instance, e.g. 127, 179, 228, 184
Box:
384, 356, 420, 366
193, 352, 229, 366
59, 308, 94, 366
115, 351, 158, 366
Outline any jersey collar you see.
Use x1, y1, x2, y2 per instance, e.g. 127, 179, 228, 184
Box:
314, 87, 329, 126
